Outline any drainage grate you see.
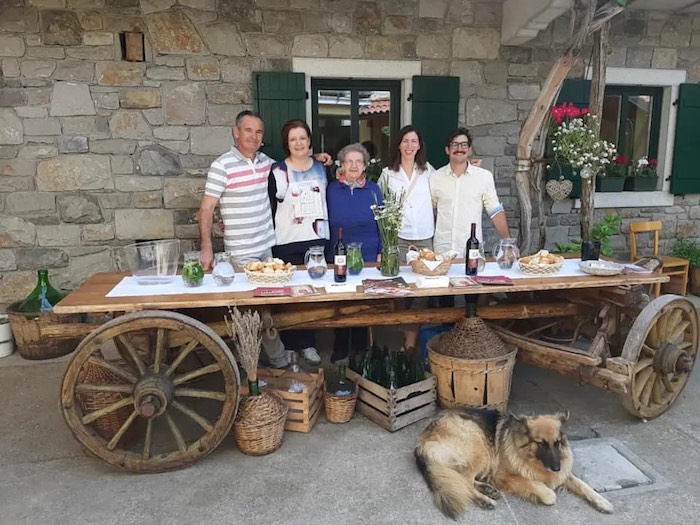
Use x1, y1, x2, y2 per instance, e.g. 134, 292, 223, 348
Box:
571, 438, 670, 496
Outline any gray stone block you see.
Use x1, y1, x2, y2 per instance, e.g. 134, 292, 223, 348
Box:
57, 194, 103, 224
115, 208, 174, 240
0, 34, 25, 57
90, 139, 137, 155
0, 108, 23, 145
465, 98, 518, 126
0, 216, 36, 247
23, 118, 61, 136
18, 145, 58, 158
136, 145, 182, 176
37, 154, 112, 191
162, 82, 206, 125
108, 111, 153, 139
163, 177, 205, 208
50, 82, 96, 117
37, 224, 82, 246
16, 248, 69, 269
57, 135, 89, 153
40, 10, 83, 46
199, 20, 246, 56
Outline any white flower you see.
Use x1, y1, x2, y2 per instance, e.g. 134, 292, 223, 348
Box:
637, 157, 649, 167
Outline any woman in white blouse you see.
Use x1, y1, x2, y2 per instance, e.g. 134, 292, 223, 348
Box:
378, 125, 434, 352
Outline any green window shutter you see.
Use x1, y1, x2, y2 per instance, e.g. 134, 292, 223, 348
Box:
411, 75, 459, 169
671, 83, 700, 195
556, 78, 591, 106
253, 71, 306, 162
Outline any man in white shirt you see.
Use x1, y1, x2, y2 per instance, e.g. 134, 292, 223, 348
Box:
431, 127, 511, 257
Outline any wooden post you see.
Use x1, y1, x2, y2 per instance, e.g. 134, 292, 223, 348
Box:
580, 23, 609, 242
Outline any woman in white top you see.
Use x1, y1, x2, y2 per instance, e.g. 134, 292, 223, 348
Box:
378, 125, 434, 352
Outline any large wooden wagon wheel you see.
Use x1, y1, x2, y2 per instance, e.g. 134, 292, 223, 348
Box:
621, 295, 698, 419
60, 311, 240, 472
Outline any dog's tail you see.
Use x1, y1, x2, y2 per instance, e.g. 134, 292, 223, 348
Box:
415, 448, 473, 520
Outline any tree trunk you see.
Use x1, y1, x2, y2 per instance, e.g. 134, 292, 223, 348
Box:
581, 23, 609, 241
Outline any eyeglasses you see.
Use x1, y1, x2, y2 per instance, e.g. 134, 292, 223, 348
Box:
449, 141, 470, 149
342, 160, 366, 167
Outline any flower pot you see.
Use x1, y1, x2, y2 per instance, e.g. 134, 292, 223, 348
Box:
595, 176, 626, 192
624, 177, 658, 191
547, 163, 581, 198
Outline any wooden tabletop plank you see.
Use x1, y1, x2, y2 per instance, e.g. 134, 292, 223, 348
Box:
54, 270, 670, 315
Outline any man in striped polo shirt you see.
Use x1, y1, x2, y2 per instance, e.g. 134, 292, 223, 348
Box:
198, 110, 286, 366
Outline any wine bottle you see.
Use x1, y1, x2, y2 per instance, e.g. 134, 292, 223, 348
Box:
334, 227, 347, 283
18, 269, 63, 313
465, 222, 480, 276
327, 364, 356, 396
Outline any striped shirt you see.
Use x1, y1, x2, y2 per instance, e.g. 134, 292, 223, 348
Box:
204, 147, 276, 258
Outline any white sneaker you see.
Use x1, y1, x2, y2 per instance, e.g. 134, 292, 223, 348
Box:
300, 346, 321, 365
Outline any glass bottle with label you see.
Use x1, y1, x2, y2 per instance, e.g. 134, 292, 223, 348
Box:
18, 269, 64, 313
465, 223, 480, 276
334, 227, 347, 283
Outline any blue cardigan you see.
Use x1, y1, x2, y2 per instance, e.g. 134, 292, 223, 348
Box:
326, 180, 383, 262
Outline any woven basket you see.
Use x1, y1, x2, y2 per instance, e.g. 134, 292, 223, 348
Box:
433, 316, 510, 359
233, 391, 288, 456
517, 255, 564, 275
324, 389, 357, 424
7, 302, 82, 360
244, 268, 295, 285
408, 245, 455, 276
77, 360, 133, 441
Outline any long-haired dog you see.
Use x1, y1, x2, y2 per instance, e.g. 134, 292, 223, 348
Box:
415, 409, 613, 519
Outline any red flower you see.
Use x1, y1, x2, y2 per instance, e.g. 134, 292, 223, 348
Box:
648, 159, 658, 168
615, 155, 628, 165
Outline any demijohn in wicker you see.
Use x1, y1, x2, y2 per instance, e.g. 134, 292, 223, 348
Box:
324, 389, 357, 424
226, 308, 288, 456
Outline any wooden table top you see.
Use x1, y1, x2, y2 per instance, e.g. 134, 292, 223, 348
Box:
54, 270, 669, 315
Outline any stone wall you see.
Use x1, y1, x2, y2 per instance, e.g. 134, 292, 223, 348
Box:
1, 0, 699, 309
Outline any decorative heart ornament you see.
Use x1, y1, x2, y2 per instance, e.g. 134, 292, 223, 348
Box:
546, 178, 573, 201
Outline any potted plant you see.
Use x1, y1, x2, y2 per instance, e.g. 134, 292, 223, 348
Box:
670, 237, 700, 296
545, 103, 589, 199
551, 113, 618, 195
625, 157, 659, 192
553, 213, 621, 258
597, 154, 628, 192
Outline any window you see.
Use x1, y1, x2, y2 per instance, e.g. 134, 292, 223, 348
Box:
600, 86, 663, 164
311, 79, 401, 163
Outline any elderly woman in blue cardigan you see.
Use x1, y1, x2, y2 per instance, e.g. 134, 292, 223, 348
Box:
326, 143, 383, 363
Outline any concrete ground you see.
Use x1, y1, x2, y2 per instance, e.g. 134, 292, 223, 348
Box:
1, 297, 699, 525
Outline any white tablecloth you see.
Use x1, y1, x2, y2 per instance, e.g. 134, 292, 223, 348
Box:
106, 259, 587, 298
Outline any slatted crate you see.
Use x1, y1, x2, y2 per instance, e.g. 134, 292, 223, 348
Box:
345, 368, 436, 432
241, 368, 324, 433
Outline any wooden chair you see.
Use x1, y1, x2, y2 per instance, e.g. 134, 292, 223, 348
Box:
629, 220, 690, 297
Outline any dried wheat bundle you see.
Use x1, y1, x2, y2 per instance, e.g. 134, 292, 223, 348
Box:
225, 307, 262, 382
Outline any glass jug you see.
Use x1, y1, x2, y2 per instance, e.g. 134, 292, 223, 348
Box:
492, 238, 520, 270
304, 245, 328, 279
347, 242, 364, 275
212, 252, 235, 286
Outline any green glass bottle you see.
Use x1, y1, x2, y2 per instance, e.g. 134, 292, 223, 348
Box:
18, 270, 64, 313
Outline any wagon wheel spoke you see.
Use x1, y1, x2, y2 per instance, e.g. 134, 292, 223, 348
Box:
142, 418, 153, 461
164, 411, 187, 453
171, 400, 213, 432
153, 328, 166, 373
172, 363, 222, 386
165, 340, 199, 377
106, 410, 139, 451
632, 366, 654, 401
75, 383, 134, 394
670, 321, 690, 344
175, 388, 227, 401
677, 341, 692, 350
660, 373, 676, 393
639, 369, 656, 407
664, 309, 683, 335
651, 376, 664, 405
641, 344, 656, 357
115, 335, 147, 376
87, 356, 138, 384
82, 396, 135, 425
634, 357, 652, 374
647, 323, 661, 349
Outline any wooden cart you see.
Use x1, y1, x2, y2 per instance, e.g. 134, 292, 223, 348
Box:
51, 268, 697, 473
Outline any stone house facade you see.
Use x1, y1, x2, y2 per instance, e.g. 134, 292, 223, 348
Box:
1, 0, 699, 310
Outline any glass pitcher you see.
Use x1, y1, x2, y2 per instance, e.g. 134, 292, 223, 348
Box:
347, 242, 364, 275
304, 245, 328, 279
212, 252, 235, 286
492, 238, 520, 270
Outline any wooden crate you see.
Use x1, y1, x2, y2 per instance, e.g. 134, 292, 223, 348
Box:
345, 368, 436, 432
241, 368, 324, 433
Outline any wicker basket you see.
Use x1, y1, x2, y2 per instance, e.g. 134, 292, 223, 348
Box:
578, 260, 624, 276
324, 389, 357, 424
244, 268, 296, 285
7, 302, 82, 360
517, 254, 564, 275
77, 360, 133, 441
428, 335, 517, 412
233, 391, 288, 456
433, 316, 510, 359
408, 245, 456, 276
